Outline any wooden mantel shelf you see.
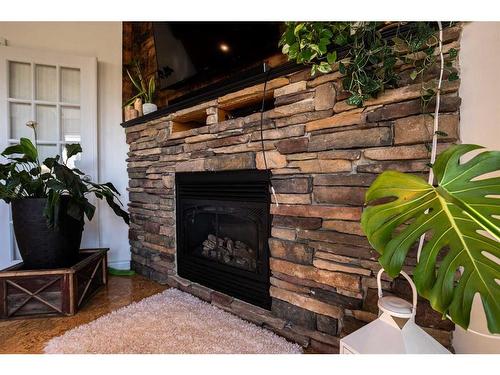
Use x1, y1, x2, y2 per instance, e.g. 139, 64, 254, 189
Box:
120, 62, 302, 129
122, 75, 294, 136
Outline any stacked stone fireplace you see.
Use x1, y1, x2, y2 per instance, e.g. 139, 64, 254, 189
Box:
123, 24, 461, 353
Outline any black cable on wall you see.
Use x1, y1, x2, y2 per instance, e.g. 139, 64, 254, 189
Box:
259, 63, 278, 206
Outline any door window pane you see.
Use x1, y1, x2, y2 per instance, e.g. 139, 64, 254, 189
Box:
61, 67, 80, 104
36, 105, 58, 141
10, 225, 21, 261
35, 64, 57, 101
61, 106, 81, 143
9, 102, 32, 139
38, 144, 58, 166
9, 61, 31, 100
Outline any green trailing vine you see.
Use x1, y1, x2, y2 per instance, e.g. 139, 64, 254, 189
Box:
394, 22, 459, 110
279, 22, 459, 107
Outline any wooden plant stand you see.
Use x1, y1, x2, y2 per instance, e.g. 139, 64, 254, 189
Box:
0, 248, 108, 319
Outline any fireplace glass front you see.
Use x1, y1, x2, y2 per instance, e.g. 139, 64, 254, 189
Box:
176, 170, 271, 309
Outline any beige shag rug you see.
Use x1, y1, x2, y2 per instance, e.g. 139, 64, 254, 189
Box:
44, 288, 302, 354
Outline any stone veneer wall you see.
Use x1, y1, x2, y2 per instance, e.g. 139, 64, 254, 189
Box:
124, 26, 462, 353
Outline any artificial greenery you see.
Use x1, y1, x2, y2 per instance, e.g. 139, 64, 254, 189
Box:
279, 22, 459, 107
124, 59, 156, 107
0, 123, 129, 229
361, 144, 500, 334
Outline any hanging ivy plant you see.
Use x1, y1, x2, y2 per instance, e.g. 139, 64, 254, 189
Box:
279, 22, 459, 107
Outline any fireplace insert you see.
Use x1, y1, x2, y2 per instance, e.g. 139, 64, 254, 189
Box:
176, 170, 271, 309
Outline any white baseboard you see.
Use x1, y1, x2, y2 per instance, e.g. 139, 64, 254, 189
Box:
108, 260, 131, 270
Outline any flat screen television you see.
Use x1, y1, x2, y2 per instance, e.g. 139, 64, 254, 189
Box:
152, 22, 284, 102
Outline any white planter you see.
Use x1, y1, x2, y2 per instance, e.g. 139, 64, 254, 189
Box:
143, 102, 157, 115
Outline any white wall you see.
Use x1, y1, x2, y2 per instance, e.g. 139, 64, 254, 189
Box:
455, 21, 500, 353
0, 22, 130, 269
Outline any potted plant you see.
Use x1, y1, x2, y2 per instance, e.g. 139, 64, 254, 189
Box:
124, 60, 157, 115
0, 122, 129, 269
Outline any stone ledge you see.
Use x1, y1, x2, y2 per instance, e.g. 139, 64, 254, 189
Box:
163, 274, 348, 352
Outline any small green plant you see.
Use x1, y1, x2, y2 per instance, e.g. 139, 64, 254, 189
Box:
0, 122, 129, 228
124, 60, 156, 107
279, 22, 459, 107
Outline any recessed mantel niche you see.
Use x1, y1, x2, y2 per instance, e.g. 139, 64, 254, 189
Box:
123, 26, 462, 352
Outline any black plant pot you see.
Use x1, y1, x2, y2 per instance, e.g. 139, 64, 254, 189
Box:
11, 198, 84, 269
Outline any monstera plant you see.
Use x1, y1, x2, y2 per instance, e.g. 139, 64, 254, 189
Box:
361, 144, 500, 334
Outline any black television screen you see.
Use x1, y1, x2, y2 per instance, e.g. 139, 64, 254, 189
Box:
152, 22, 283, 92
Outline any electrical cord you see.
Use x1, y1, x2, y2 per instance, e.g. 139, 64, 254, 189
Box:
259, 64, 271, 171
259, 63, 279, 206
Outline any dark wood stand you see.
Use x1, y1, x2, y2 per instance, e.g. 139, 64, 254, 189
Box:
0, 248, 108, 319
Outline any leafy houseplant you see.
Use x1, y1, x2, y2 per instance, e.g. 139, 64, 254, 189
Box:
0, 122, 129, 269
124, 60, 157, 115
361, 145, 500, 334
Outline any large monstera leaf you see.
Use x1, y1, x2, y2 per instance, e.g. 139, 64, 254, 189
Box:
361, 144, 500, 333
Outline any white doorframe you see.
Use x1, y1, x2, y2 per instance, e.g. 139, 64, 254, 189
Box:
0, 46, 99, 268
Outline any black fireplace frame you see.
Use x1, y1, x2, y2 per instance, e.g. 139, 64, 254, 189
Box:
175, 169, 272, 309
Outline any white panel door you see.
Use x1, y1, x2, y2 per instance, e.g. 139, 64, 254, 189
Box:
0, 46, 98, 269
